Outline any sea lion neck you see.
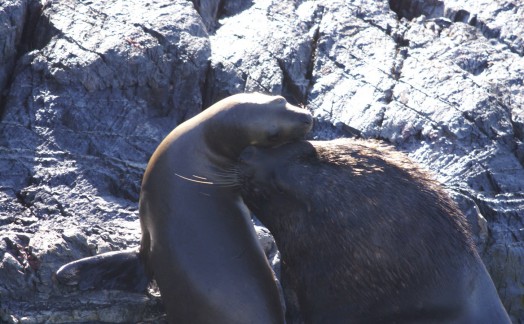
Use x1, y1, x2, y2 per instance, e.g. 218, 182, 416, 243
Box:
201, 109, 254, 160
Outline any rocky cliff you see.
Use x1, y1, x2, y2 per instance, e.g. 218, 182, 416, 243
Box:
0, 0, 522, 322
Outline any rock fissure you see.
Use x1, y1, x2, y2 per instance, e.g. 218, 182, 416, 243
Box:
134, 23, 167, 47
278, 58, 306, 106
57, 32, 108, 67
305, 24, 320, 88
384, 23, 409, 104
303, 4, 325, 104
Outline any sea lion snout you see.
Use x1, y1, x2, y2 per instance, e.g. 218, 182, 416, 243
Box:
300, 111, 313, 126
281, 110, 313, 143
286, 104, 313, 128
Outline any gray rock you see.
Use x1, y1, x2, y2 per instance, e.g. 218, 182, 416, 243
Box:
206, 0, 317, 105
0, 0, 522, 322
0, 0, 28, 99
190, 0, 221, 32
444, 0, 523, 56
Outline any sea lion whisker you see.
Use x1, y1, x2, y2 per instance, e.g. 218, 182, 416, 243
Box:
173, 172, 239, 187
212, 169, 237, 176
209, 169, 240, 184
192, 175, 209, 180
174, 172, 215, 185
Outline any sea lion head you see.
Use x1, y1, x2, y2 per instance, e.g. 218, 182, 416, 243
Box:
238, 141, 317, 220
204, 93, 313, 157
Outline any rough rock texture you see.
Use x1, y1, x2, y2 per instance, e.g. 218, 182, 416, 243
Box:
0, 0, 522, 322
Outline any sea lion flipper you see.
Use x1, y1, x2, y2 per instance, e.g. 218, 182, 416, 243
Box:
56, 249, 149, 293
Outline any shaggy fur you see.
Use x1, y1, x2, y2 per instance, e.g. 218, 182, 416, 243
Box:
239, 138, 509, 324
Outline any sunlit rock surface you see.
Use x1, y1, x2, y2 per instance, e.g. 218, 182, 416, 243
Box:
0, 0, 522, 322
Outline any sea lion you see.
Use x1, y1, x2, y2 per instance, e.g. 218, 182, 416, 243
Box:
238, 138, 511, 324
139, 93, 312, 323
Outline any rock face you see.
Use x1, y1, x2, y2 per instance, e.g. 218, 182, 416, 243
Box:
0, 0, 522, 322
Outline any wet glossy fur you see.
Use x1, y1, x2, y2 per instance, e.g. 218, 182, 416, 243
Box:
139, 93, 312, 323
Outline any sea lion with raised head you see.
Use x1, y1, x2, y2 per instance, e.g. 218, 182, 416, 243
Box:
238, 138, 511, 324
139, 93, 312, 323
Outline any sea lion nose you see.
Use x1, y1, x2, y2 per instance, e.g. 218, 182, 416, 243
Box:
302, 113, 313, 126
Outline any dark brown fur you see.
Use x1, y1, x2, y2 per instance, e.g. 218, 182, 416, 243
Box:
239, 138, 510, 324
